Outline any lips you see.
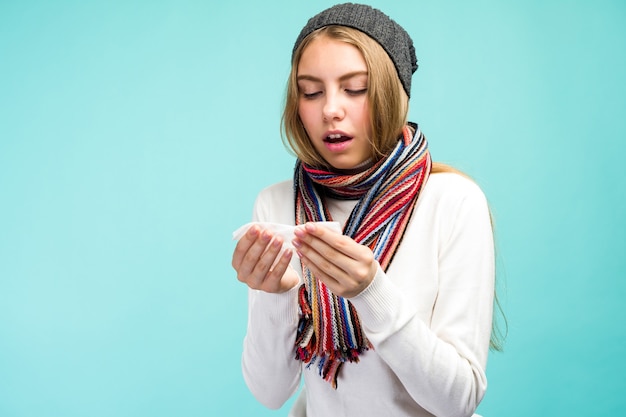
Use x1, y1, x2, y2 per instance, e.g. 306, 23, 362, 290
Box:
322, 130, 353, 153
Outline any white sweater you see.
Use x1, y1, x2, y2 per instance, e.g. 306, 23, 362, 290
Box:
241, 172, 495, 417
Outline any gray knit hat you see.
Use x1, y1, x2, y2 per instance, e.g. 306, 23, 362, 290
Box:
292, 3, 418, 97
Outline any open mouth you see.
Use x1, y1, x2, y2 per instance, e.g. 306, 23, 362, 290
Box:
325, 133, 352, 143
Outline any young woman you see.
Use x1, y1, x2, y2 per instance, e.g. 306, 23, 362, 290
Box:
232, 3, 499, 416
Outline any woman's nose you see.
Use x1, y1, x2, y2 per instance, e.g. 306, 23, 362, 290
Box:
322, 92, 345, 121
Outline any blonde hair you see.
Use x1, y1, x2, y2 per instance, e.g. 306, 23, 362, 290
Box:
282, 26, 409, 168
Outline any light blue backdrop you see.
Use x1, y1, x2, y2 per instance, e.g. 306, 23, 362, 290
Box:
1, 0, 624, 415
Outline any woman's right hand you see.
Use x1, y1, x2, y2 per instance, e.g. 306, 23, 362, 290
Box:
232, 225, 300, 293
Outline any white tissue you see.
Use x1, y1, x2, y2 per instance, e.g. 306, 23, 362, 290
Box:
232, 221, 342, 249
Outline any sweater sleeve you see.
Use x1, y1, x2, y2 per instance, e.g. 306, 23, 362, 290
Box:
349, 179, 495, 417
240, 184, 302, 409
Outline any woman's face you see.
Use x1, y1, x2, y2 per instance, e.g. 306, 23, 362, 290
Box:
296, 36, 372, 170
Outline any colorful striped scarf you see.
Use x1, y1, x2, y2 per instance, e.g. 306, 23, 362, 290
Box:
293, 124, 431, 388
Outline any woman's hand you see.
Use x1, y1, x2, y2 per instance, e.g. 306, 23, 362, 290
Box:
293, 223, 378, 298
232, 225, 300, 293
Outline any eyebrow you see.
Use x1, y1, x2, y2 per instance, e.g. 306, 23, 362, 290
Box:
296, 71, 368, 83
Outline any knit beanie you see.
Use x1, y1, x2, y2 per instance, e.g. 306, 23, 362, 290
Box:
292, 3, 418, 97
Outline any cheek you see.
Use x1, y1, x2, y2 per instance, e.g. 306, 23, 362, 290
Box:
360, 99, 371, 120
297, 101, 316, 128
354, 100, 371, 128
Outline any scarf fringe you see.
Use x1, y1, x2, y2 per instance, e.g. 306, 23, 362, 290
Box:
295, 284, 370, 388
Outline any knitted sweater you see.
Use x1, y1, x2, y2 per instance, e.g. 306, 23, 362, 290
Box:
241, 172, 495, 417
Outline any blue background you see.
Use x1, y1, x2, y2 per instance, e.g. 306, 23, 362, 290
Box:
1, 0, 624, 415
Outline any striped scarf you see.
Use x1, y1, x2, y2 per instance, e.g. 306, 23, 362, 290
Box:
293, 124, 431, 388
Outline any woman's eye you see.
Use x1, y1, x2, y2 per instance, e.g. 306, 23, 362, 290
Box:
302, 91, 322, 99
346, 88, 367, 96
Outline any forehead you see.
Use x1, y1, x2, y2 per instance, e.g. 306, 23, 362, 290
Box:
297, 36, 367, 76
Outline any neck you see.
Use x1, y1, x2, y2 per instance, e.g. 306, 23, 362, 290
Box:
331, 158, 375, 175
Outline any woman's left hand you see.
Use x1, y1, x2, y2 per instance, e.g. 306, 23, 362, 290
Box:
292, 222, 378, 298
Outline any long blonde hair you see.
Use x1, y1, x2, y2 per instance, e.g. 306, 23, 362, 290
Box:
282, 25, 408, 168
